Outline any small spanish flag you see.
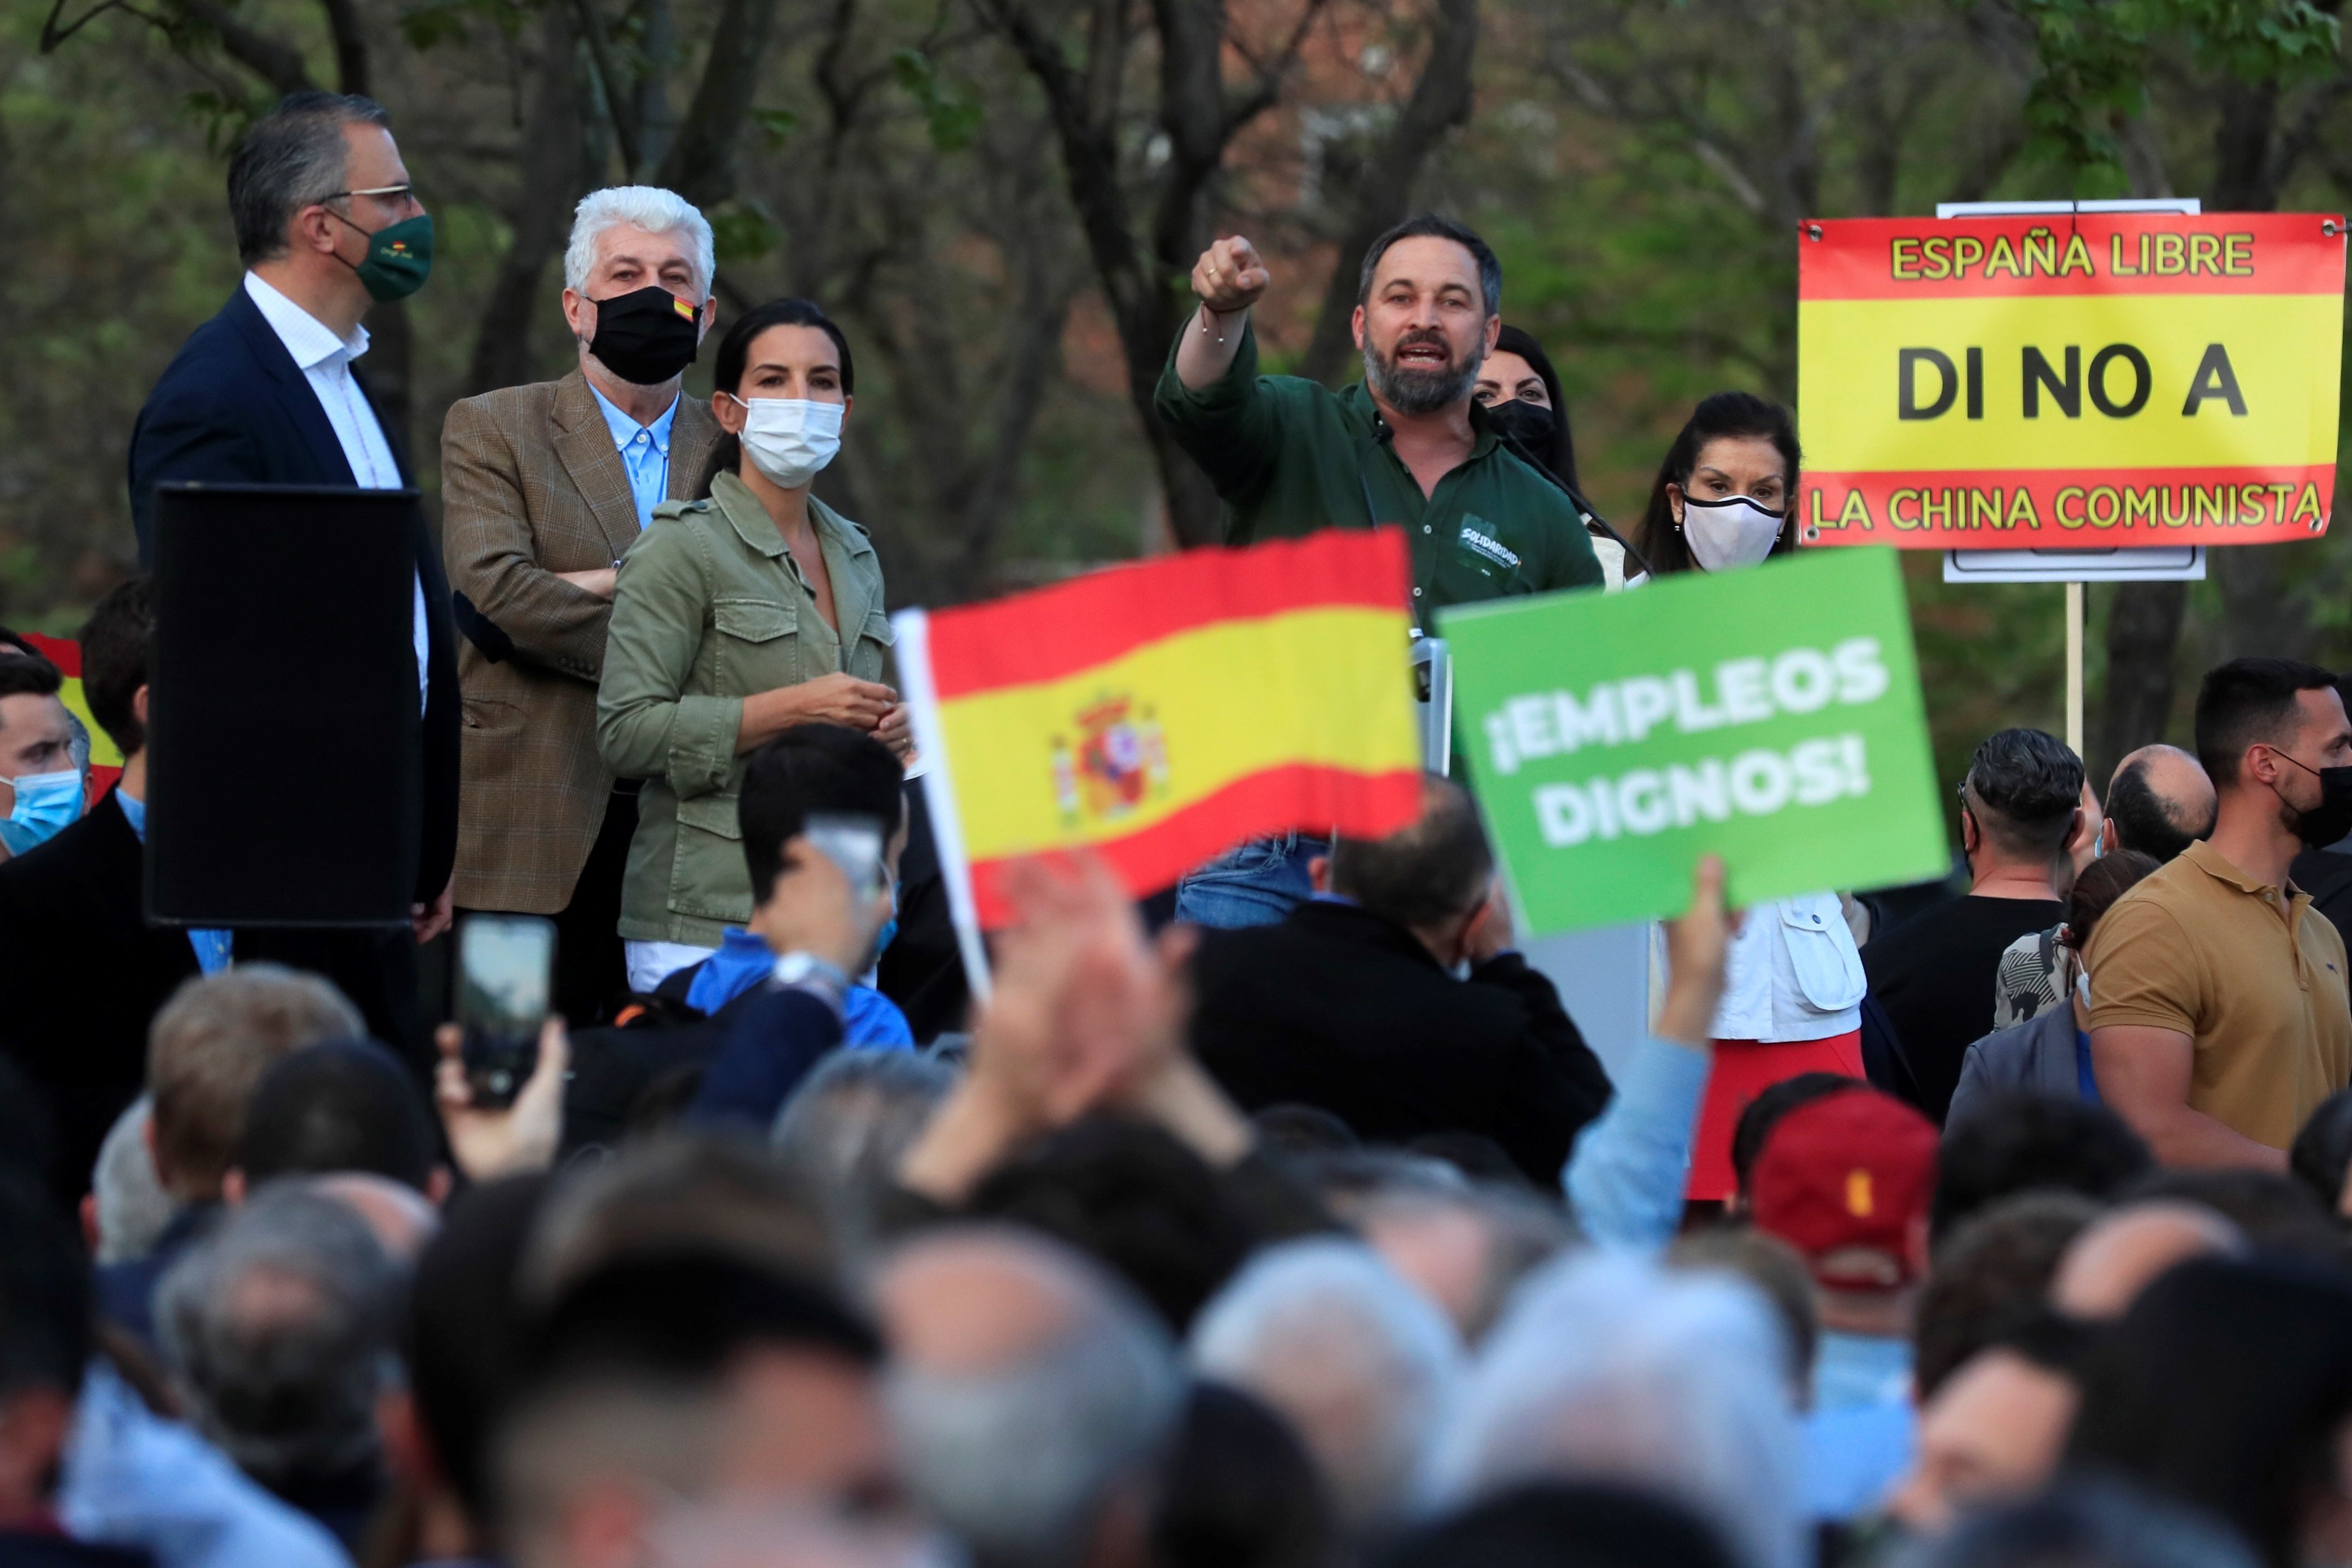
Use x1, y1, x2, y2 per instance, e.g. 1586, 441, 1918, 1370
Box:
896, 529, 1424, 944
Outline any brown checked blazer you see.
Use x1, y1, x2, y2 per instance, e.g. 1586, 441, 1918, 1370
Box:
441, 369, 722, 913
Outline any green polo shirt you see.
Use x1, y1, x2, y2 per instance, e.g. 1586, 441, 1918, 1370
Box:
1154, 320, 1602, 617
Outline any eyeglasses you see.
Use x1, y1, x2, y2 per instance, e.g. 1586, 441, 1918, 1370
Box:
322, 184, 417, 205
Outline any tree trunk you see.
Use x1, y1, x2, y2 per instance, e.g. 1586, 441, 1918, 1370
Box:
653, 0, 785, 205
318, 0, 368, 94
467, 0, 589, 396
2216, 545, 2317, 662
953, 291, 1080, 581
1117, 295, 1223, 548
1294, 0, 1479, 386
2093, 580, 2189, 782
975, 0, 1322, 548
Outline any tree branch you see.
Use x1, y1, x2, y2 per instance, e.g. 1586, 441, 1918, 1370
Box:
37, 0, 160, 51
654, 0, 788, 204
1296, 0, 1479, 384
1219, 0, 1330, 138
571, 0, 644, 176
315, 0, 367, 94
971, 0, 1148, 326
169, 0, 314, 92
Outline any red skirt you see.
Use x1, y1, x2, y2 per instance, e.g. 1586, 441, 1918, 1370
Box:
1684, 1032, 1865, 1202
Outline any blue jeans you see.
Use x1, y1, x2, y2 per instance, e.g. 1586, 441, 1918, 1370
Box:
1173, 834, 1323, 929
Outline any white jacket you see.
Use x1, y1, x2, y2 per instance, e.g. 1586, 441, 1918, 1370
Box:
1706, 890, 1865, 1043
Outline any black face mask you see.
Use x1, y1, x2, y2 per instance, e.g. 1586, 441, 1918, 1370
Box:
587, 285, 702, 386
1484, 396, 1556, 454
2275, 752, 2352, 847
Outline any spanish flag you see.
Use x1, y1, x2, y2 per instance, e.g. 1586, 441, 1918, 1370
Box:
896, 529, 1424, 935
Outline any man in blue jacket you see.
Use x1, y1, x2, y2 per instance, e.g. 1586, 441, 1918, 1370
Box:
126, 90, 458, 1058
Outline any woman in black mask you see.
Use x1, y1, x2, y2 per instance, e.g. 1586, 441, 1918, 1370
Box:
1474, 326, 1646, 588
1474, 324, 1580, 492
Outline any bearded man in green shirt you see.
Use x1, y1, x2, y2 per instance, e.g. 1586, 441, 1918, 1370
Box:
1158, 213, 1602, 618
1154, 214, 1602, 928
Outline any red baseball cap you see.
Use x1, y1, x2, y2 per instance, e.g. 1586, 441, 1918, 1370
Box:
1750, 1089, 1939, 1289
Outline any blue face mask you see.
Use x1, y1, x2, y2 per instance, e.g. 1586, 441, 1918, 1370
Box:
0, 770, 81, 856
876, 914, 899, 957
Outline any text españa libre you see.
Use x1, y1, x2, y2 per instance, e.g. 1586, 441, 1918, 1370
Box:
1480, 637, 1890, 777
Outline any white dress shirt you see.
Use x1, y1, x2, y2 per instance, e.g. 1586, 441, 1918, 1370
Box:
243, 272, 430, 710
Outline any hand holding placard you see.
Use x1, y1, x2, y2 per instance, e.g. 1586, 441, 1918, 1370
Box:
1441, 548, 1946, 934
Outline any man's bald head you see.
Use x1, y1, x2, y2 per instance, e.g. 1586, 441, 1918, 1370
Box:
2103, 745, 2217, 863
2049, 1202, 2245, 1320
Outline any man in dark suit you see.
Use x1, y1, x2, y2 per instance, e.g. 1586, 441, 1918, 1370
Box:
1187, 775, 1613, 1186
127, 90, 457, 1058
0, 582, 200, 1206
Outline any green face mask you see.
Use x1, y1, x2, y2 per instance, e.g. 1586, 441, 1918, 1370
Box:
340, 211, 434, 302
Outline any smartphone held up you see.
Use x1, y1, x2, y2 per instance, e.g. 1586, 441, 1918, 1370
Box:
457, 913, 555, 1108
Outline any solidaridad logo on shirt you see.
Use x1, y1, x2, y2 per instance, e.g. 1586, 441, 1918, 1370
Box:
1050, 693, 1170, 826
1458, 514, 1521, 576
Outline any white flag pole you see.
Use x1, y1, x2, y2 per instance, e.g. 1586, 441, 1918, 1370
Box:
891, 608, 992, 1003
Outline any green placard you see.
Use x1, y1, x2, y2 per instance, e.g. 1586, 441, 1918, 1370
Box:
1439, 547, 1948, 933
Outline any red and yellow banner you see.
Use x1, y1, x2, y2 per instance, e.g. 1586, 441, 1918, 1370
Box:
1797, 213, 2345, 549
899, 530, 1424, 929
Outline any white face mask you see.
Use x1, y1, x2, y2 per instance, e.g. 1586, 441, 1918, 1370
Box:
724, 393, 843, 489
1680, 493, 1784, 570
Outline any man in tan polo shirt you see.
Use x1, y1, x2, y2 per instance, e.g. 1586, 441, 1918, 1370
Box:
2087, 658, 2352, 1168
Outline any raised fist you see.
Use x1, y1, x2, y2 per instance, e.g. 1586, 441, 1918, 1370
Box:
1191, 235, 1271, 315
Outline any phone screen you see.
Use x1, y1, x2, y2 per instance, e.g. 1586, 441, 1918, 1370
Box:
802, 813, 886, 899
457, 914, 555, 1105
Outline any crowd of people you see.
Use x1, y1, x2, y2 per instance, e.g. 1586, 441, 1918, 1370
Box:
0, 86, 2349, 1568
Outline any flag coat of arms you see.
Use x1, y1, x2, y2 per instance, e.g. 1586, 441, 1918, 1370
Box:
894, 528, 1425, 943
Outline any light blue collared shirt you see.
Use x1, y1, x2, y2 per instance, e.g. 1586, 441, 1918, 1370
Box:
589, 382, 680, 532
61, 1359, 350, 1568
117, 790, 233, 974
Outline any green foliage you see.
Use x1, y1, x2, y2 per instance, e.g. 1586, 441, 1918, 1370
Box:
890, 47, 981, 153
182, 85, 276, 154
398, 0, 529, 50
748, 105, 798, 150
705, 198, 780, 262
2006, 0, 2342, 190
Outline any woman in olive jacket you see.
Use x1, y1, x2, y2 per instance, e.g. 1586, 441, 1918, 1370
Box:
598, 298, 904, 992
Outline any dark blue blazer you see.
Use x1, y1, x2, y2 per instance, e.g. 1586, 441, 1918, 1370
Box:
127, 285, 459, 899
686, 983, 847, 1131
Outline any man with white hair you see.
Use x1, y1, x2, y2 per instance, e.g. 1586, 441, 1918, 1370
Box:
441, 186, 723, 1019
1429, 1250, 1806, 1568
872, 1226, 1187, 1568
1189, 1238, 1464, 1541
